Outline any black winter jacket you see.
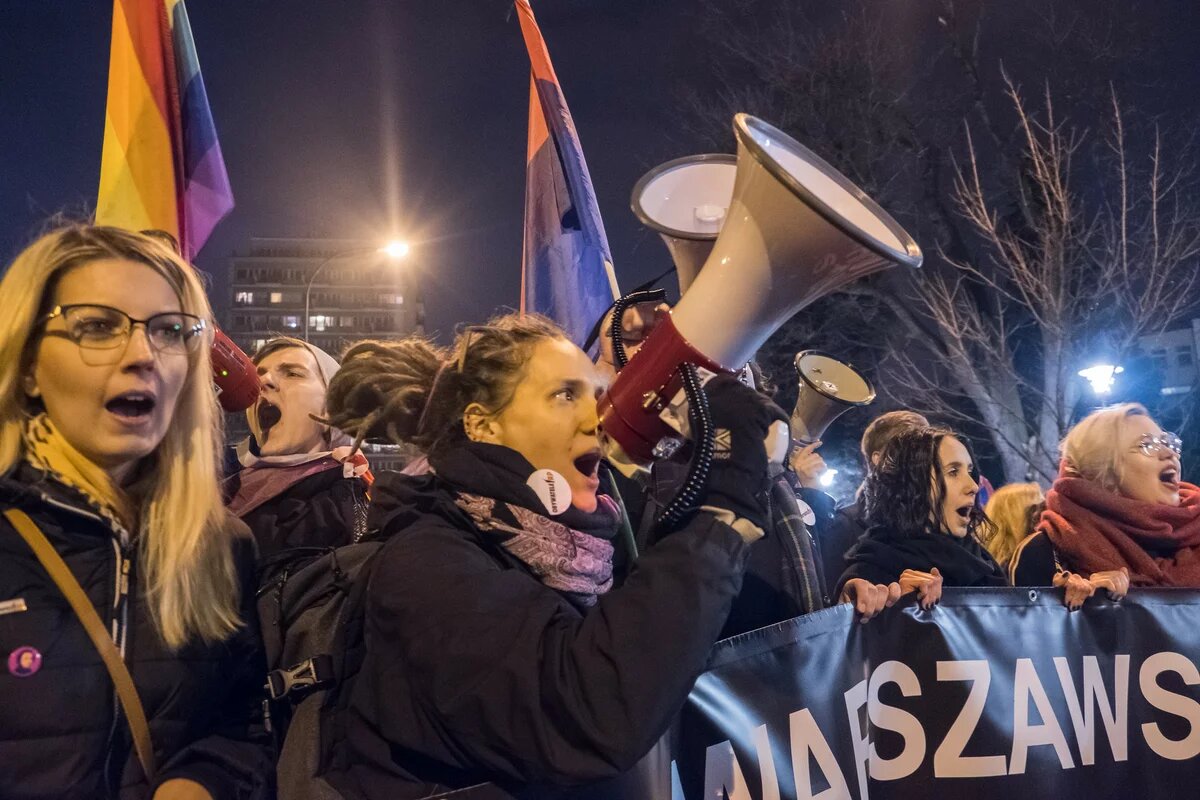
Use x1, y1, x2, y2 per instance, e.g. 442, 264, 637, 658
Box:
224, 463, 370, 585
325, 442, 752, 799
0, 464, 273, 800
837, 523, 1008, 596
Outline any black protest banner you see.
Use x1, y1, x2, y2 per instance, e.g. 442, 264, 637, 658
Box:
671, 588, 1200, 800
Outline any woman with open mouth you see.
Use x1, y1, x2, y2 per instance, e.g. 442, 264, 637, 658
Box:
0, 226, 270, 799
1011, 403, 1200, 606
836, 426, 1009, 611
314, 313, 786, 798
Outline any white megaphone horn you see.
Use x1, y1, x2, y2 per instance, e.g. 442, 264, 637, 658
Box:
790, 350, 876, 446
600, 114, 922, 465
632, 154, 737, 295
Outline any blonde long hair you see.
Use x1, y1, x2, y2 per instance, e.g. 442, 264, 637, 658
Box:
0, 225, 240, 649
1061, 403, 1151, 491
982, 482, 1044, 567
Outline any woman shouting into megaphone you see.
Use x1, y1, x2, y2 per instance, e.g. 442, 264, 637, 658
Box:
317, 313, 787, 798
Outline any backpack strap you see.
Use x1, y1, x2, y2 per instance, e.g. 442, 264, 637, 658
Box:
3, 508, 157, 779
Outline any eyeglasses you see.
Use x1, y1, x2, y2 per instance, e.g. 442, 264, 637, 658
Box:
40, 304, 206, 365
1134, 432, 1182, 457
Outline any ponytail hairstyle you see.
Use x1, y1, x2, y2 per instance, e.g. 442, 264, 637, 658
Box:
864, 425, 993, 542
324, 313, 567, 455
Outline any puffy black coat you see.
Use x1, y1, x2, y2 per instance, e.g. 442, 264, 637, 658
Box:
324, 442, 752, 799
224, 464, 370, 585
0, 464, 273, 800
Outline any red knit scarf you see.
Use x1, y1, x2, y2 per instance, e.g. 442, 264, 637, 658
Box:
1038, 478, 1200, 587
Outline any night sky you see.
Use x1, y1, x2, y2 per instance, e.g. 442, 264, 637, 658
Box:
0, 0, 711, 337
2, 1, 1199, 340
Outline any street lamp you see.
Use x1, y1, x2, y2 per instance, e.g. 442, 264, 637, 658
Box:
304, 241, 410, 342
380, 240, 410, 259
1078, 363, 1124, 395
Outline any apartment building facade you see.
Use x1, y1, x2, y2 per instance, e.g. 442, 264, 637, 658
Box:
224, 237, 423, 358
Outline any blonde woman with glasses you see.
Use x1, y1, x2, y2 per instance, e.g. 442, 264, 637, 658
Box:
0, 226, 270, 799
1011, 403, 1199, 607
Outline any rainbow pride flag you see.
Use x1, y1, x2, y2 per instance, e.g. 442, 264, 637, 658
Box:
96, 0, 233, 259
516, 0, 619, 350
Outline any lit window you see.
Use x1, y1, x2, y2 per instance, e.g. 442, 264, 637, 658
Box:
235, 291, 254, 304
283, 316, 299, 329
308, 315, 333, 332
270, 292, 283, 304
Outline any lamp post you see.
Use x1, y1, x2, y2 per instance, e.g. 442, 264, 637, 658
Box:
304, 240, 409, 342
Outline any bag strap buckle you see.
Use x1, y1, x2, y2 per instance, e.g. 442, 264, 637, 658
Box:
266, 654, 335, 701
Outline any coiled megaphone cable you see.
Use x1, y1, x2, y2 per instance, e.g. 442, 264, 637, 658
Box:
606, 290, 715, 532
653, 363, 713, 530
608, 288, 667, 369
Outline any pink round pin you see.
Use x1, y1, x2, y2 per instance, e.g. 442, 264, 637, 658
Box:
7, 646, 42, 677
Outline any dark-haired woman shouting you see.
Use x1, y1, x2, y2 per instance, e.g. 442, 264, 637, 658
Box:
837, 426, 1008, 609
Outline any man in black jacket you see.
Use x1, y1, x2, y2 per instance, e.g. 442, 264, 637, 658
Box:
224, 338, 372, 581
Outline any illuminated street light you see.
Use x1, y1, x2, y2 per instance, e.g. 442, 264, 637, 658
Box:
1077, 364, 1124, 395
819, 468, 838, 488
305, 240, 411, 341
380, 240, 410, 259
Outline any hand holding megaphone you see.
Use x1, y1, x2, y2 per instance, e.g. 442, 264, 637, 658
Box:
600, 114, 920, 471
789, 441, 828, 489
690, 374, 788, 535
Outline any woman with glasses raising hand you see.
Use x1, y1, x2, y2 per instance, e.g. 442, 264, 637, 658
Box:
0, 226, 270, 799
1011, 403, 1200, 607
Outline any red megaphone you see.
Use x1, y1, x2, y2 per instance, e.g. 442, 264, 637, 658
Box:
599, 114, 921, 464
211, 327, 261, 412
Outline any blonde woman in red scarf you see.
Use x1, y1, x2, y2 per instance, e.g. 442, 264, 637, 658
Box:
1009, 403, 1199, 608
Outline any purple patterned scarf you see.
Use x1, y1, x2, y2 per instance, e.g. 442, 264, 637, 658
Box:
454, 493, 620, 607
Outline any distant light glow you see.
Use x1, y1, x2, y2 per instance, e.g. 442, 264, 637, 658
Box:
819, 468, 838, 488
380, 240, 410, 259
1078, 364, 1124, 394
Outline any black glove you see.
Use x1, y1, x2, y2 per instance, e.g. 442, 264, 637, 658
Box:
701, 374, 788, 532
